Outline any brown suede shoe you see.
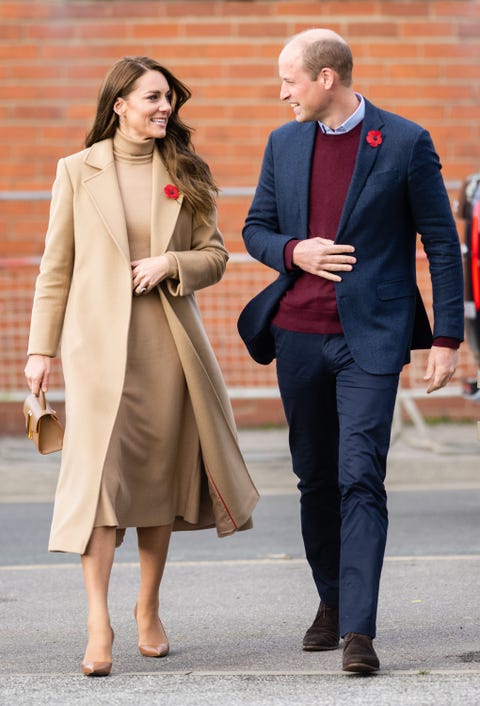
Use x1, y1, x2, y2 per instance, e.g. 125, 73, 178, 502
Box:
302, 602, 340, 651
342, 632, 380, 673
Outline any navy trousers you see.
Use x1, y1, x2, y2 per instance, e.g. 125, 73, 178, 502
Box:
272, 327, 399, 638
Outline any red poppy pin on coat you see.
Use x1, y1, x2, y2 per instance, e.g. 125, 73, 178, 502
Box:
164, 184, 179, 199
366, 130, 383, 148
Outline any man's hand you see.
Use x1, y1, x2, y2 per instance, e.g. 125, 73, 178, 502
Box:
424, 345, 458, 394
292, 237, 356, 281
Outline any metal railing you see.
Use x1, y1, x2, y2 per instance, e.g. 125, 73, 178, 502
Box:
0, 182, 473, 423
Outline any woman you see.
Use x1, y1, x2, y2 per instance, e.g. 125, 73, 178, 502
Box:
24, 56, 258, 677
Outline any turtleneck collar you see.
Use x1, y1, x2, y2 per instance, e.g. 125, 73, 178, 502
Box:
113, 129, 155, 162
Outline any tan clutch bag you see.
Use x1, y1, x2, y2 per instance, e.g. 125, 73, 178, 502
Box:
23, 390, 64, 454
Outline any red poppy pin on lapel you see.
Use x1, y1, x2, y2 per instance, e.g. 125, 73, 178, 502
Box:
366, 130, 383, 148
164, 184, 179, 199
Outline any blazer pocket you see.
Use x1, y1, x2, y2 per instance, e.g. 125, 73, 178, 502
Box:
377, 279, 415, 301
366, 169, 400, 186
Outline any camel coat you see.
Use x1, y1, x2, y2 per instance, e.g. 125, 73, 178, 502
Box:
28, 138, 259, 554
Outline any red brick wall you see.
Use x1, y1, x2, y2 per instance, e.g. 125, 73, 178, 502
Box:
1, 0, 480, 426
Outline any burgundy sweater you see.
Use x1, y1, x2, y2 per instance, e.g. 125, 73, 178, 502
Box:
272, 123, 361, 333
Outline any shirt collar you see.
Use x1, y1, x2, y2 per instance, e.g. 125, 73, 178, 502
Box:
318, 94, 365, 135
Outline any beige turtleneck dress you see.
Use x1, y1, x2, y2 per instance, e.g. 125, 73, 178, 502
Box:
94, 130, 201, 531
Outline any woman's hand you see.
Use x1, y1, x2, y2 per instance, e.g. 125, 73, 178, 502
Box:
131, 255, 171, 296
24, 354, 52, 395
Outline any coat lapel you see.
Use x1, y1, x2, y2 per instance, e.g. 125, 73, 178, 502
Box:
82, 140, 130, 263
151, 148, 184, 256
292, 122, 317, 239
82, 140, 184, 260
336, 100, 385, 242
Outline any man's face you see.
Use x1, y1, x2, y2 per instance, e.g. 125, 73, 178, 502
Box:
278, 46, 326, 123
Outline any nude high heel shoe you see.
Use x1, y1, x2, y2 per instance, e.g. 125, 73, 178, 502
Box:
81, 627, 114, 677
81, 660, 112, 677
134, 605, 169, 658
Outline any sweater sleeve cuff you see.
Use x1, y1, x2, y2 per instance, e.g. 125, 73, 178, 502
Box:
432, 337, 461, 350
284, 239, 302, 271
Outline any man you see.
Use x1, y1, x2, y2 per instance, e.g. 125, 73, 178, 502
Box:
238, 29, 463, 673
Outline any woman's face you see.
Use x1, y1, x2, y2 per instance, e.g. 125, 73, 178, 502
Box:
114, 70, 172, 141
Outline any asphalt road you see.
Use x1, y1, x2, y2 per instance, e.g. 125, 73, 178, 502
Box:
2, 487, 480, 567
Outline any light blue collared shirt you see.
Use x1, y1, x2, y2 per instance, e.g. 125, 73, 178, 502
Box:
318, 94, 365, 135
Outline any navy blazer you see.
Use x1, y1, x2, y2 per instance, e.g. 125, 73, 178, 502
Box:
238, 99, 464, 375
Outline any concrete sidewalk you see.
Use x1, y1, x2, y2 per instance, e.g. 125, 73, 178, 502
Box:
2, 422, 480, 503
1, 424, 480, 704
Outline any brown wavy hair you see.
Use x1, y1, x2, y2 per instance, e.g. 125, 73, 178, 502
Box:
85, 56, 217, 220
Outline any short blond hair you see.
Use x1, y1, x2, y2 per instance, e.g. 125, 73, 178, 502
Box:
286, 30, 353, 86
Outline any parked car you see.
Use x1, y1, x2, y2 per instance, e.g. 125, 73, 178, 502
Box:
456, 171, 480, 398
